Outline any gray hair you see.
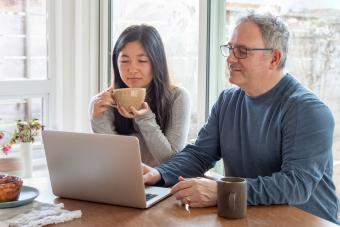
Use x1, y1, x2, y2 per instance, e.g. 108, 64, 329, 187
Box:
236, 12, 290, 70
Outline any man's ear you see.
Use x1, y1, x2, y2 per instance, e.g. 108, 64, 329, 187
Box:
269, 49, 282, 69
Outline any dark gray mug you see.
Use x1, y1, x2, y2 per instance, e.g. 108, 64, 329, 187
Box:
217, 177, 247, 219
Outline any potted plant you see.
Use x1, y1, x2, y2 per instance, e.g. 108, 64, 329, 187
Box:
3, 119, 44, 177
10, 119, 43, 144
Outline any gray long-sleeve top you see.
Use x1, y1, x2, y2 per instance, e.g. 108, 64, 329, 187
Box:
89, 87, 191, 167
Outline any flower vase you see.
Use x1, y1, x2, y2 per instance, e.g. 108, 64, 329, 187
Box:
20, 142, 33, 178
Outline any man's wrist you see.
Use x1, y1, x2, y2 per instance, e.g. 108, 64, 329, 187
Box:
154, 168, 166, 186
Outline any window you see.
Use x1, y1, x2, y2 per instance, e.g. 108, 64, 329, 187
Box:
0, 0, 47, 80
0, 0, 50, 174
217, 0, 340, 187
109, 0, 203, 141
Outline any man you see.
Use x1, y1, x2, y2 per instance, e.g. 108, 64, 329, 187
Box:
143, 12, 339, 224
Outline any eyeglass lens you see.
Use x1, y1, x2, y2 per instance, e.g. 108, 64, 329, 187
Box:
221, 45, 247, 59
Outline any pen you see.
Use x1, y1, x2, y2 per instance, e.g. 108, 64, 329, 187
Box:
185, 203, 191, 213
178, 176, 191, 213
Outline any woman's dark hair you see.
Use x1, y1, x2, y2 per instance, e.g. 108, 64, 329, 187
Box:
112, 24, 172, 135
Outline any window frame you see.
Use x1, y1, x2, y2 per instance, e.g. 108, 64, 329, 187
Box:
0, 0, 52, 133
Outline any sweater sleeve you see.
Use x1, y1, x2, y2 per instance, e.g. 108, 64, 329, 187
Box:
156, 91, 225, 186
89, 95, 118, 134
133, 87, 191, 164
247, 97, 335, 205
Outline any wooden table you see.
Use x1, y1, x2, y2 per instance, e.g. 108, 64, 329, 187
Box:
23, 177, 337, 227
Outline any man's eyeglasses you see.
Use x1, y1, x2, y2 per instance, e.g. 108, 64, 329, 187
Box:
220, 44, 273, 59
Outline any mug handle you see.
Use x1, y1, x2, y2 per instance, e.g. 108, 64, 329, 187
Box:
228, 192, 236, 210
111, 92, 117, 108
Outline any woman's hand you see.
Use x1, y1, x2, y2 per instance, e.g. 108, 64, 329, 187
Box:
116, 102, 149, 119
91, 86, 115, 118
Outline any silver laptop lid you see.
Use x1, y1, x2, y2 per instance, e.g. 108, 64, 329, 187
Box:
42, 130, 148, 208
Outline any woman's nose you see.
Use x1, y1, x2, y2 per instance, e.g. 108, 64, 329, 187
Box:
128, 61, 138, 73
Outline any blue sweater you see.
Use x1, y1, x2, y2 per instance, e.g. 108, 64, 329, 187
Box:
156, 74, 339, 224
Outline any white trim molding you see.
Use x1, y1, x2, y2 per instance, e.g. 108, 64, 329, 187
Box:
99, 0, 110, 91
197, 0, 209, 127
208, 0, 226, 111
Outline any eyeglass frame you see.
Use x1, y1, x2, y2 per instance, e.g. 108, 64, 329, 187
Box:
220, 44, 274, 59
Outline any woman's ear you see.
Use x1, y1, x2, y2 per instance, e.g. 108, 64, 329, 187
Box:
269, 49, 282, 69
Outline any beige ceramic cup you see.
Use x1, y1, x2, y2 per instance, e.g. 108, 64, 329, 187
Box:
217, 177, 247, 219
113, 88, 146, 110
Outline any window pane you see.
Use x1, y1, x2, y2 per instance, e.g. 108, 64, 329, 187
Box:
0, 59, 25, 79
0, 37, 25, 56
0, 97, 43, 134
31, 37, 46, 56
0, 97, 44, 164
0, 0, 25, 12
29, 0, 46, 14
0, 0, 48, 177
30, 59, 47, 78
111, 0, 200, 140
30, 14, 46, 37
0, 0, 47, 80
0, 14, 25, 35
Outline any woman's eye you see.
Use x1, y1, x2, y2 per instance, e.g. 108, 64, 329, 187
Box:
119, 60, 129, 63
138, 58, 149, 63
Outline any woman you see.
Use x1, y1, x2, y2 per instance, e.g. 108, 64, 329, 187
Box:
89, 25, 191, 167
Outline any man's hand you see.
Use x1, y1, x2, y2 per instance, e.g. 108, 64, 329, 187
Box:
171, 176, 217, 207
142, 163, 161, 185
116, 102, 149, 119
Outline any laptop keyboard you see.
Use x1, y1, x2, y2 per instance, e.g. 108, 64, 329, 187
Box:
146, 193, 158, 201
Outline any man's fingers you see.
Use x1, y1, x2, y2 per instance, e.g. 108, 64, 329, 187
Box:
143, 172, 151, 184
171, 180, 193, 194
187, 201, 204, 208
172, 187, 192, 200
142, 166, 161, 185
179, 176, 185, 181
142, 163, 152, 173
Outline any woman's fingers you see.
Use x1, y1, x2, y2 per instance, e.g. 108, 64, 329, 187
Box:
106, 85, 114, 92
92, 89, 116, 118
127, 102, 149, 116
115, 102, 149, 118
117, 106, 134, 118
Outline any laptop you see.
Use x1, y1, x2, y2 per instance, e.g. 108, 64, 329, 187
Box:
42, 130, 171, 208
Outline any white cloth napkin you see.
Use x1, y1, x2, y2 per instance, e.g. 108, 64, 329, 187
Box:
0, 201, 82, 227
